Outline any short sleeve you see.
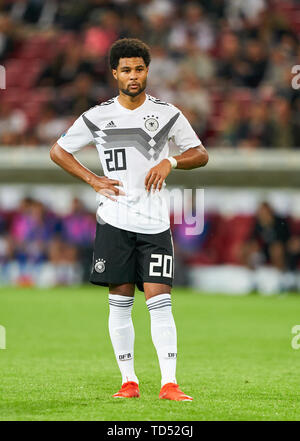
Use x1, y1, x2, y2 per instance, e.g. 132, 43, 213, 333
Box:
168, 111, 201, 153
57, 114, 94, 154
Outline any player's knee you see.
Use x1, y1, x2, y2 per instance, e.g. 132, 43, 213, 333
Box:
109, 283, 135, 297
144, 283, 171, 300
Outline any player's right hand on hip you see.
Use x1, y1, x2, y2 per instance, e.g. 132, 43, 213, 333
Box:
91, 176, 125, 202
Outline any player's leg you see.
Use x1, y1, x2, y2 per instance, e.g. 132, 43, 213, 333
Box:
144, 283, 176, 384
136, 231, 176, 389
144, 282, 192, 401
136, 228, 193, 401
89, 220, 138, 397
109, 283, 140, 398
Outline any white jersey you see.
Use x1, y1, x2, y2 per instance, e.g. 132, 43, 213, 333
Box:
57, 94, 200, 234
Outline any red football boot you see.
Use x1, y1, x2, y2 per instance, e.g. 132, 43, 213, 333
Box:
113, 381, 140, 398
159, 383, 193, 401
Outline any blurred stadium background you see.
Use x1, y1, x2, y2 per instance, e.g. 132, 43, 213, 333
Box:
0, 0, 300, 294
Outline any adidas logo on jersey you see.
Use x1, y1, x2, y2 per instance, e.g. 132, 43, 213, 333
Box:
105, 120, 116, 128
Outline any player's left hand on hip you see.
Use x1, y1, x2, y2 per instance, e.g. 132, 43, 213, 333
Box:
145, 159, 172, 193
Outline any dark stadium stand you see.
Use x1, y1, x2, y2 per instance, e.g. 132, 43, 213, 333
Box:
0, 0, 299, 148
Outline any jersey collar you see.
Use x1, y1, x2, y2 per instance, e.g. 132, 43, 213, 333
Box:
115, 94, 148, 113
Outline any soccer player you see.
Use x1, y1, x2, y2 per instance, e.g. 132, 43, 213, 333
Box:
50, 38, 208, 401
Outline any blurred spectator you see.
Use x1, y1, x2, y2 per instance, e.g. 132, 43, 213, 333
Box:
0, 234, 13, 263
0, 102, 28, 145
37, 44, 96, 88
121, 13, 147, 41
62, 197, 95, 247
55, 0, 91, 31
10, 198, 61, 263
216, 32, 241, 83
0, 13, 15, 61
174, 73, 211, 135
234, 39, 268, 88
178, 44, 215, 85
235, 101, 274, 148
83, 9, 120, 57
62, 197, 96, 281
140, 0, 174, 23
55, 73, 100, 116
5, 0, 57, 26
243, 202, 291, 271
169, 3, 215, 53
147, 45, 179, 92
226, 0, 266, 30
35, 103, 70, 144
20, 128, 40, 147
264, 46, 295, 89
215, 99, 243, 147
270, 96, 300, 148
48, 236, 78, 264
143, 9, 171, 49
286, 236, 300, 271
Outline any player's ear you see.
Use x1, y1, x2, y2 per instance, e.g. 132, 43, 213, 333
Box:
112, 69, 118, 80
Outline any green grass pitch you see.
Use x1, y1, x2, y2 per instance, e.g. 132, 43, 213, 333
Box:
0, 286, 300, 421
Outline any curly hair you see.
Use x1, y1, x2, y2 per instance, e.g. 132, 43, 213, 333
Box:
109, 38, 151, 70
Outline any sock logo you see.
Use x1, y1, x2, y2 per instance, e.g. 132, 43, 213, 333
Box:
168, 352, 177, 359
119, 353, 132, 361
94, 258, 106, 273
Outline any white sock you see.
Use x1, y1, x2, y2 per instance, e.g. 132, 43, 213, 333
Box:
108, 294, 138, 385
146, 293, 177, 387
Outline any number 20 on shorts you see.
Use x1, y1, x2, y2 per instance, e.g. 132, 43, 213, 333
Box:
149, 254, 173, 278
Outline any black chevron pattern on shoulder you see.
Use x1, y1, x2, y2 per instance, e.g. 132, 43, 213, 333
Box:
147, 95, 169, 106
82, 114, 101, 138
99, 98, 115, 106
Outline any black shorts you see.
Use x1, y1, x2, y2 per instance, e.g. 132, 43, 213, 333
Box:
89, 220, 174, 292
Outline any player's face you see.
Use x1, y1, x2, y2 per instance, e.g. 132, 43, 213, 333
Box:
112, 57, 149, 97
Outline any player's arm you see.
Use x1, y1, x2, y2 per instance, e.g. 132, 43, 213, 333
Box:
173, 143, 209, 170
145, 144, 208, 192
50, 143, 125, 201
